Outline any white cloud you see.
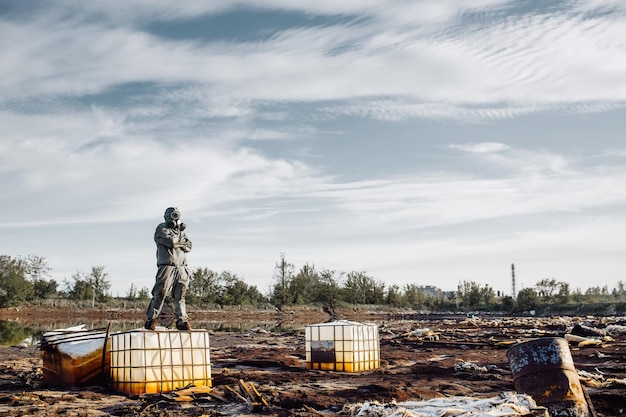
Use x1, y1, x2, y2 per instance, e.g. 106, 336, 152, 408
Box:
0, 108, 327, 227
571, 0, 626, 12
28, 0, 511, 26
448, 143, 570, 175
3, 1, 626, 121
2, 1, 626, 294
448, 142, 510, 153
326, 101, 548, 122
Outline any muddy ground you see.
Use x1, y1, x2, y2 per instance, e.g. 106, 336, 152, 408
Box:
1, 306, 625, 416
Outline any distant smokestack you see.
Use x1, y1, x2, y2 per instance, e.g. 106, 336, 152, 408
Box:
511, 263, 516, 298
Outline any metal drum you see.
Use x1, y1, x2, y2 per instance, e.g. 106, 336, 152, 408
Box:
506, 337, 590, 417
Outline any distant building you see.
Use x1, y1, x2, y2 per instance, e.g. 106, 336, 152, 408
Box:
417, 285, 455, 300
419, 285, 441, 297
443, 291, 456, 300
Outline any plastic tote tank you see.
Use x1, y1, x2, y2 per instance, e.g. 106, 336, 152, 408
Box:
40, 325, 110, 387
109, 329, 211, 395
305, 320, 380, 372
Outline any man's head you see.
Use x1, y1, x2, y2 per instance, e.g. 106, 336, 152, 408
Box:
164, 207, 186, 230
164, 207, 180, 222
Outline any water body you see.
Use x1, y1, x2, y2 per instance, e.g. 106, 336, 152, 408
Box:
0, 319, 299, 346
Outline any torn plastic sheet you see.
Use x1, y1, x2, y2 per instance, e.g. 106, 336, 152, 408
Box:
343, 392, 546, 417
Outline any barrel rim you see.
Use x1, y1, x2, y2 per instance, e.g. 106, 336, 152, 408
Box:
505, 336, 568, 357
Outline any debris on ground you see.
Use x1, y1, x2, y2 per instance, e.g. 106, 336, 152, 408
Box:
1, 308, 625, 416
453, 361, 488, 373
340, 392, 548, 417
401, 328, 440, 340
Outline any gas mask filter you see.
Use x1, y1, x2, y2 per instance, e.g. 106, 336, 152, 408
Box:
165, 207, 185, 230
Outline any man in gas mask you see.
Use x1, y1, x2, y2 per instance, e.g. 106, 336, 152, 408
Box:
145, 207, 193, 331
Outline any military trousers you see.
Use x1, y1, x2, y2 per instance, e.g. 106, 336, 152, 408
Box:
146, 264, 190, 322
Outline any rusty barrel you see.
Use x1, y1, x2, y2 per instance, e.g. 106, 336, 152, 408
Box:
506, 337, 590, 417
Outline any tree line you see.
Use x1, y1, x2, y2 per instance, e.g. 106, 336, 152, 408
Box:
1, 254, 626, 314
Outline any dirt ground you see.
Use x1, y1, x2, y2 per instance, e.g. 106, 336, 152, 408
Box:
1, 306, 626, 416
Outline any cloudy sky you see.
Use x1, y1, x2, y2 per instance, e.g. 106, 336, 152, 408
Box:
2, 0, 626, 297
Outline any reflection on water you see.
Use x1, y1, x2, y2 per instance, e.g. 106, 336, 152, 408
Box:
0, 319, 304, 346
0, 320, 138, 346
0, 321, 44, 347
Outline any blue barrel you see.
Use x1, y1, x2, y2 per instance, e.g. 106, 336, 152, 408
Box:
506, 337, 590, 417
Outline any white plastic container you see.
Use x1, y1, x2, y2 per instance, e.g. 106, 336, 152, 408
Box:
305, 320, 380, 372
109, 329, 211, 395
40, 325, 110, 387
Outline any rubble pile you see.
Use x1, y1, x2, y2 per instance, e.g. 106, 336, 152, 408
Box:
0, 312, 624, 416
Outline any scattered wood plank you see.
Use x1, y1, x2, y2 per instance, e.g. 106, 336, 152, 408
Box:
225, 385, 248, 404
303, 404, 331, 415
248, 381, 273, 411
238, 379, 263, 411
207, 391, 229, 403
235, 379, 272, 412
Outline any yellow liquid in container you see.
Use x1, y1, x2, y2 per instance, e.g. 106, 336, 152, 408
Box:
305, 320, 379, 372
41, 329, 110, 387
109, 329, 211, 395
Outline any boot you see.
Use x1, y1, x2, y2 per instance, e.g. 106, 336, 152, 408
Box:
144, 319, 156, 331
176, 320, 191, 331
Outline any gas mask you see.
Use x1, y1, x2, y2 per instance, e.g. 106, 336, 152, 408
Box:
164, 207, 186, 231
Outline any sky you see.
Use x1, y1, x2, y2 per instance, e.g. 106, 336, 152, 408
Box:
2, 0, 626, 297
